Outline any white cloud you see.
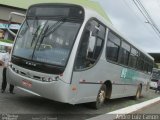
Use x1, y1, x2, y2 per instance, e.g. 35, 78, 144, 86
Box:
95, 0, 160, 53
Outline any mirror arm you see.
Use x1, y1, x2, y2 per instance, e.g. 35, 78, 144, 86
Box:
7, 28, 16, 37
7, 12, 25, 37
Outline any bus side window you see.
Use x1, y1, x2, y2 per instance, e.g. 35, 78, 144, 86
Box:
148, 64, 153, 74
106, 31, 121, 62
128, 48, 138, 68
75, 19, 105, 70
137, 53, 144, 71
118, 41, 130, 66
143, 62, 149, 73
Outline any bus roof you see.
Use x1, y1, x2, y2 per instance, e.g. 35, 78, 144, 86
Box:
0, 0, 111, 23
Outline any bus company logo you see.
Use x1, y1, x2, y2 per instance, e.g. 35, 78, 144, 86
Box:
25, 61, 36, 67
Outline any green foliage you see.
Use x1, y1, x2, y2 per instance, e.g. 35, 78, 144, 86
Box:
0, 39, 14, 43
154, 63, 158, 68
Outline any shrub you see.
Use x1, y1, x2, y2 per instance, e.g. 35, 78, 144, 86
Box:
0, 39, 14, 43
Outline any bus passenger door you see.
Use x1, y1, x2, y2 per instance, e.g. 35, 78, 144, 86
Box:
72, 19, 106, 103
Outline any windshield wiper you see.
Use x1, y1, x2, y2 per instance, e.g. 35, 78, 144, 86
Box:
31, 20, 49, 59
37, 18, 66, 50
45, 18, 66, 37
31, 25, 41, 46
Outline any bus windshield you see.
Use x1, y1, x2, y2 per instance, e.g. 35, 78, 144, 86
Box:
13, 18, 81, 66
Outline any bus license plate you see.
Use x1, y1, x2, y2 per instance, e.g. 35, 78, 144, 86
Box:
22, 80, 32, 88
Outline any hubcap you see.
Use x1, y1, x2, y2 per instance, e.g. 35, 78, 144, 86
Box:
137, 90, 140, 98
99, 90, 105, 103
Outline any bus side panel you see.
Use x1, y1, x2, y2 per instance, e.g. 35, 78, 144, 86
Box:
104, 62, 138, 99
72, 56, 150, 104
138, 72, 150, 95
72, 59, 125, 104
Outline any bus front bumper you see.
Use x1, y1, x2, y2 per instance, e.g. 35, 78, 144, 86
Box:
7, 66, 76, 104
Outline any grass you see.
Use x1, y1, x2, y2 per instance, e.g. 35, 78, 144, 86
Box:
0, 39, 14, 43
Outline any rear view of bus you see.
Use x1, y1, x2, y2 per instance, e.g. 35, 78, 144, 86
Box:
7, 3, 84, 103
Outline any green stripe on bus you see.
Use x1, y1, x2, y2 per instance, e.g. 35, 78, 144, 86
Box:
121, 68, 139, 80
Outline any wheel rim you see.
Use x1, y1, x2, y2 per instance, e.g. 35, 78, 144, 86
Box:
136, 88, 141, 99
98, 90, 106, 104
137, 91, 140, 99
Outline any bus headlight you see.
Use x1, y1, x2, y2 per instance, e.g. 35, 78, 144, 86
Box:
42, 77, 55, 82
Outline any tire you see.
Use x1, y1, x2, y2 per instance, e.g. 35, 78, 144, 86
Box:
91, 84, 106, 109
134, 85, 142, 100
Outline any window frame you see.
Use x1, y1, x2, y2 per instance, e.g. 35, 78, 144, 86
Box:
106, 30, 121, 62
105, 29, 153, 75
118, 40, 131, 66
74, 18, 106, 71
128, 47, 139, 68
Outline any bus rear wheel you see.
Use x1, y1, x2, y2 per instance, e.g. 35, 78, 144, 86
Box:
91, 84, 106, 109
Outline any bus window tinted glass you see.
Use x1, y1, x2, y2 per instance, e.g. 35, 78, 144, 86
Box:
75, 20, 105, 70
97, 25, 106, 39
137, 58, 144, 70
128, 48, 138, 68
119, 41, 130, 65
106, 31, 120, 62
13, 19, 81, 66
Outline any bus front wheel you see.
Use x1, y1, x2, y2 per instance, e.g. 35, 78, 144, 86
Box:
91, 84, 106, 109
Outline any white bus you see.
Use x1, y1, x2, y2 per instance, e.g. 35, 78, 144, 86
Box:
7, 3, 154, 109
150, 68, 160, 90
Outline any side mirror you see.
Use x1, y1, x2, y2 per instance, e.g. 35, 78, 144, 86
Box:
7, 12, 25, 37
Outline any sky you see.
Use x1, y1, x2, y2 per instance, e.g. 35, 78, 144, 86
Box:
94, 0, 160, 53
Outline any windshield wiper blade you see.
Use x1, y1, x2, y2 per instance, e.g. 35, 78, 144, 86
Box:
31, 17, 43, 46
31, 20, 49, 59
37, 25, 50, 49
37, 18, 66, 50
31, 25, 41, 46
45, 18, 66, 37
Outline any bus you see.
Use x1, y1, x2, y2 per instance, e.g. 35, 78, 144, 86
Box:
150, 68, 160, 90
7, 3, 154, 109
